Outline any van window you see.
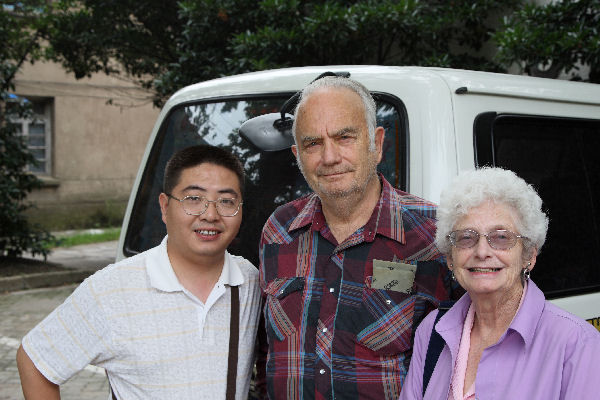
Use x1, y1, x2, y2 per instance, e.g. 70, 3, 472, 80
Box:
124, 94, 406, 265
474, 113, 600, 298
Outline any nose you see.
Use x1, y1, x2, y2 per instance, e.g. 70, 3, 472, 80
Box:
473, 234, 493, 258
200, 200, 220, 221
321, 139, 342, 165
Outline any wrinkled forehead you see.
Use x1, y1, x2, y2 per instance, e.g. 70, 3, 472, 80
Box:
295, 88, 366, 130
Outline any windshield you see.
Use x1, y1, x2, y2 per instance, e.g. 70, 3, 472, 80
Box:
124, 94, 405, 265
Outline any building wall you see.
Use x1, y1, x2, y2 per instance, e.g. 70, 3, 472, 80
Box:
14, 61, 161, 229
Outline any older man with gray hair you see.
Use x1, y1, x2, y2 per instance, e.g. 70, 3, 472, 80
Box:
258, 76, 458, 400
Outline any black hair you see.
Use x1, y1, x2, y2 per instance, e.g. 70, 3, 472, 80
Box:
163, 145, 245, 195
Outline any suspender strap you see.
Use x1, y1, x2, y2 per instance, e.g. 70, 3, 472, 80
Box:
226, 285, 240, 400
422, 301, 454, 397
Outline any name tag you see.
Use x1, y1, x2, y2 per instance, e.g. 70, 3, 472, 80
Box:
372, 260, 416, 293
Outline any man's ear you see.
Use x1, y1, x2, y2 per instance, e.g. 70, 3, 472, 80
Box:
159, 193, 169, 225
291, 144, 298, 158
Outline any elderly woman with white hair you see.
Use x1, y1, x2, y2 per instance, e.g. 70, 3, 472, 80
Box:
400, 167, 600, 400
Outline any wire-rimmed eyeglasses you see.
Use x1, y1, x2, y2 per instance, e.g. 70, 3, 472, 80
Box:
167, 194, 243, 217
447, 229, 527, 250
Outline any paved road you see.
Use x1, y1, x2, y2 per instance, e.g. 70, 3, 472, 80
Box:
31, 240, 119, 271
0, 285, 109, 400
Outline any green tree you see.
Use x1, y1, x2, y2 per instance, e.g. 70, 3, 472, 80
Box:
43, 0, 184, 106
43, 0, 521, 107
494, 0, 600, 83
1, 3, 54, 258
228, 0, 520, 73
44, 0, 261, 106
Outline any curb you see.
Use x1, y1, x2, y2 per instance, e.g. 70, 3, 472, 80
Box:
0, 270, 92, 293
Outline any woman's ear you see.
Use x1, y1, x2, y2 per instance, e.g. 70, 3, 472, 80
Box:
525, 246, 538, 271
446, 254, 454, 270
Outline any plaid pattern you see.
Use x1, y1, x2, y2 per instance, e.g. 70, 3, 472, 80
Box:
259, 175, 457, 400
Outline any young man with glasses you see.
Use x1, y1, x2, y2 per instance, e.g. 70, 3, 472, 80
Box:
17, 145, 261, 399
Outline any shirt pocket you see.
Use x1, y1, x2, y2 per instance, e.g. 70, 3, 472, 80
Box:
356, 276, 415, 356
263, 277, 305, 341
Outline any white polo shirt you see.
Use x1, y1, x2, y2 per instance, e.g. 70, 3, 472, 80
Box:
22, 236, 261, 399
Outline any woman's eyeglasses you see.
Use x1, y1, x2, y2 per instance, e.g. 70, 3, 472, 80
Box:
447, 229, 527, 250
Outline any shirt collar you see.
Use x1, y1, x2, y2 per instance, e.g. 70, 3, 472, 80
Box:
219, 252, 245, 287
288, 192, 321, 232
147, 236, 245, 292
508, 280, 546, 348
437, 280, 546, 350
287, 173, 406, 244
368, 174, 405, 243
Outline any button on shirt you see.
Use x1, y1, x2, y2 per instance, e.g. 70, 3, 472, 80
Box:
400, 280, 600, 400
259, 175, 455, 400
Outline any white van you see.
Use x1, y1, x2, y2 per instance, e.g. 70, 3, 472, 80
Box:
118, 65, 600, 331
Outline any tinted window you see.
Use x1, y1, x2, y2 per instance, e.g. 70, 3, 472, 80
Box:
125, 94, 406, 265
475, 114, 600, 298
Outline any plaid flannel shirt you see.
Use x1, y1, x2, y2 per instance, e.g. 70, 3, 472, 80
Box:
258, 175, 455, 400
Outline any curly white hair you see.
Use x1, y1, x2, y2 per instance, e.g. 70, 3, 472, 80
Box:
435, 167, 549, 257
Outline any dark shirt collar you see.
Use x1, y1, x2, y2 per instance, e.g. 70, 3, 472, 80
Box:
287, 173, 406, 245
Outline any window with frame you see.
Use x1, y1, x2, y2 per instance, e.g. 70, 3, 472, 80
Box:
8, 97, 52, 175
475, 113, 600, 298
124, 94, 407, 264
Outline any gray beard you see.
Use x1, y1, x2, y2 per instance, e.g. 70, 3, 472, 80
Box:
315, 177, 366, 199
296, 151, 379, 201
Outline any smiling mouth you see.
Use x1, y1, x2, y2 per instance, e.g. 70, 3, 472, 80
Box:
469, 268, 501, 272
195, 229, 220, 236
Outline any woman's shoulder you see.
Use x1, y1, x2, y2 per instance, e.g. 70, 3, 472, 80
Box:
540, 301, 600, 341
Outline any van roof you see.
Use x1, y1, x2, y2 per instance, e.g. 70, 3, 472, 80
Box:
166, 65, 600, 109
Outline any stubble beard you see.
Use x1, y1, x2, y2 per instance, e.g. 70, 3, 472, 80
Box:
297, 153, 379, 201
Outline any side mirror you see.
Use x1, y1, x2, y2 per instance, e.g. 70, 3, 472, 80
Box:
239, 71, 350, 152
239, 112, 295, 152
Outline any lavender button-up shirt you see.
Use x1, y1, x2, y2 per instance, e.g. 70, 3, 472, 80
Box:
400, 280, 600, 400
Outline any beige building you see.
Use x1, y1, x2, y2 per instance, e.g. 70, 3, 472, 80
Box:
13, 62, 160, 230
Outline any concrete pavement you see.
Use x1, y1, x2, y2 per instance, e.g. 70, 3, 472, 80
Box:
0, 241, 118, 293
34, 240, 118, 270
0, 285, 109, 400
0, 241, 118, 399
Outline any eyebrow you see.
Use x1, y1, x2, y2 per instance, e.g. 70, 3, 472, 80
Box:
299, 127, 359, 144
181, 185, 239, 197
458, 226, 513, 233
331, 127, 359, 137
300, 135, 320, 145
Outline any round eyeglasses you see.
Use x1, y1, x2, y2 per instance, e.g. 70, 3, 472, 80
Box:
167, 194, 243, 217
447, 229, 527, 250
